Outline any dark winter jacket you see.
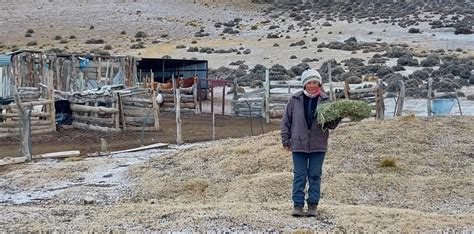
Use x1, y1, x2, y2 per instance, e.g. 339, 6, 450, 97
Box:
280, 90, 341, 153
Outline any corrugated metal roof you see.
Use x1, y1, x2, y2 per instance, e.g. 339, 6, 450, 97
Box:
0, 54, 12, 66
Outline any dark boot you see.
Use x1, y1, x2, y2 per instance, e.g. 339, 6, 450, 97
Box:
291, 205, 305, 217
306, 202, 318, 217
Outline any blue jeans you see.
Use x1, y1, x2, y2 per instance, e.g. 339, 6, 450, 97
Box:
292, 152, 325, 206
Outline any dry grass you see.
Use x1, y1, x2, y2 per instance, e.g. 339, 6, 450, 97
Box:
120, 116, 474, 231
1, 116, 472, 231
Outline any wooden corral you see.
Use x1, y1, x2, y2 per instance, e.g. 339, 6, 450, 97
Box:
0, 71, 55, 138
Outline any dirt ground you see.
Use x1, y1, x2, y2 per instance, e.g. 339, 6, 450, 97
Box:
0, 112, 279, 159
0, 116, 472, 232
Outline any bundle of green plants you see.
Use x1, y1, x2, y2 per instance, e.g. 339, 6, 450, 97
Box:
316, 99, 372, 125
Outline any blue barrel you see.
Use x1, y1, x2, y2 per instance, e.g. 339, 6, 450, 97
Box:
432, 98, 455, 115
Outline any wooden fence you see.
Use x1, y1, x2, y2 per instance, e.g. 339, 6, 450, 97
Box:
0, 72, 55, 138
9, 51, 137, 93
232, 69, 386, 122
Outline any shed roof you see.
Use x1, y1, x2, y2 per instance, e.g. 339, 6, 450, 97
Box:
0, 54, 11, 66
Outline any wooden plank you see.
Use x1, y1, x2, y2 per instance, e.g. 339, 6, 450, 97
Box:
33, 151, 80, 159
0, 127, 55, 138
0, 112, 50, 118
0, 157, 27, 166
162, 102, 196, 109
0, 125, 53, 133
72, 121, 120, 132
124, 116, 154, 125
70, 104, 118, 114
269, 84, 302, 89
122, 97, 153, 104
125, 126, 159, 132
72, 114, 114, 126
348, 87, 378, 94
159, 86, 194, 95
110, 143, 168, 155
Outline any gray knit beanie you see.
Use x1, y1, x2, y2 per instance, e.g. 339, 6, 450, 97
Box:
301, 69, 322, 87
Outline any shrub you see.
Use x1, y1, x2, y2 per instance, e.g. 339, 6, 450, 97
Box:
379, 156, 398, 167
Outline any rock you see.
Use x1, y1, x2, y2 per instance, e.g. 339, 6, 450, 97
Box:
176, 45, 186, 49
103, 173, 113, 178
290, 55, 297, 59
467, 94, 474, 101
243, 49, 251, 55
273, 43, 280, 47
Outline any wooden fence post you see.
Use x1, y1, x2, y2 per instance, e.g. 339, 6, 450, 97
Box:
13, 88, 32, 161
176, 88, 182, 144
328, 62, 335, 101
152, 90, 160, 131
265, 69, 270, 123
47, 70, 56, 130
222, 84, 226, 115
375, 78, 385, 120
395, 80, 405, 117
427, 78, 432, 116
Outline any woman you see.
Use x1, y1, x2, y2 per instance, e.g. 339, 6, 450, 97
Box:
280, 69, 342, 217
